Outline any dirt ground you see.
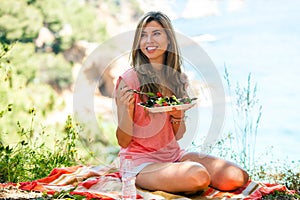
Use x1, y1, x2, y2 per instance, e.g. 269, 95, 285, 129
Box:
0, 185, 44, 199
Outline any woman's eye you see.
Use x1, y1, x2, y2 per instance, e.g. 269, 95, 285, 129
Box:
153, 32, 161, 36
141, 33, 147, 38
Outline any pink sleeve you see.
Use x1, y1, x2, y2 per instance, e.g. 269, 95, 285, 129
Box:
115, 68, 140, 92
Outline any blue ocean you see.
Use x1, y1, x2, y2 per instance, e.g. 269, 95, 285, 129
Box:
171, 0, 300, 163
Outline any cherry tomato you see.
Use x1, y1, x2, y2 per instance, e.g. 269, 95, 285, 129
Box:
156, 92, 162, 97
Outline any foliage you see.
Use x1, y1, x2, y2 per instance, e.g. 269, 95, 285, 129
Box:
0, 0, 144, 185
33, 0, 107, 41
74, 114, 119, 165
0, 0, 110, 91
0, 0, 107, 52
0, 113, 83, 183
0, 0, 43, 42
0, 42, 13, 88
0, 0, 129, 185
0, 42, 77, 183
0, 42, 63, 139
262, 190, 300, 200
5, 42, 73, 90
223, 66, 262, 171
251, 157, 300, 192
0, 41, 118, 183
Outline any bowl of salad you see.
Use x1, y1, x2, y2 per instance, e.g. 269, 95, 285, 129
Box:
137, 91, 198, 113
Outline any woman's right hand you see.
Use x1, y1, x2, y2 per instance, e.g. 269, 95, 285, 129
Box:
119, 85, 135, 107
115, 80, 135, 148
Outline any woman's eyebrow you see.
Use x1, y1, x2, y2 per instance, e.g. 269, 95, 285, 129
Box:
152, 29, 162, 33
142, 29, 162, 33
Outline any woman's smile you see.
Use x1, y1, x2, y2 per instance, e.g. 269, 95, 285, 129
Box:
146, 46, 158, 52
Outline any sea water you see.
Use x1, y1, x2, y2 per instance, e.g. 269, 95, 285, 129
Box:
172, 0, 300, 163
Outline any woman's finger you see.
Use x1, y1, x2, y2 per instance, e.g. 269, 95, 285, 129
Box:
169, 108, 185, 118
120, 85, 129, 96
120, 91, 134, 105
129, 94, 135, 104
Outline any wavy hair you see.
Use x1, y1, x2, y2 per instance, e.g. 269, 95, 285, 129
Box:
130, 11, 187, 98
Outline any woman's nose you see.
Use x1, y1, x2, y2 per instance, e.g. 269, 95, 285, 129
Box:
146, 35, 153, 43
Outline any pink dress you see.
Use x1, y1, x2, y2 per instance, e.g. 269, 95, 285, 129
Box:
115, 68, 185, 171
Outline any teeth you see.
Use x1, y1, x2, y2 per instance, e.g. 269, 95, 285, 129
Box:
146, 47, 156, 50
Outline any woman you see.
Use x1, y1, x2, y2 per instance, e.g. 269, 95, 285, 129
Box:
114, 11, 249, 194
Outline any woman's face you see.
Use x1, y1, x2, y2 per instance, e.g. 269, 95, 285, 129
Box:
139, 20, 169, 65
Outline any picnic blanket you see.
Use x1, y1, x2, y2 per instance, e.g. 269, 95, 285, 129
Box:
0, 161, 295, 200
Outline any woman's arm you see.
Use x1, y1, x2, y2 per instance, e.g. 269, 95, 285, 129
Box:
169, 108, 186, 140
115, 79, 135, 148
171, 77, 190, 140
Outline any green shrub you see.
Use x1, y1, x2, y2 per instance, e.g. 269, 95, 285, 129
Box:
262, 190, 300, 200
0, 0, 42, 42
8, 42, 73, 90
0, 113, 83, 183
251, 157, 300, 192
0, 42, 82, 183
0, 42, 64, 141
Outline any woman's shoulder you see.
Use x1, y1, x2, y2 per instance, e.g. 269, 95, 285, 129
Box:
120, 67, 139, 89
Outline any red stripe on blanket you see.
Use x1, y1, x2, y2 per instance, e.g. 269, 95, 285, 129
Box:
0, 183, 17, 187
18, 181, 56, 195
37, 165, 83, 183
80, 172, 121, 189
80, 177, 101, 189
70, 191, 115, 200
106, 172, 121, 179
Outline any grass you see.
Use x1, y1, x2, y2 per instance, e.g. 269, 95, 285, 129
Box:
0, 113, 83, 183
262, 190, 300, 200
223, 65, 262, 171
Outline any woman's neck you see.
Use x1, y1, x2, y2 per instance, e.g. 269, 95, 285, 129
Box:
151, 62, 163, 71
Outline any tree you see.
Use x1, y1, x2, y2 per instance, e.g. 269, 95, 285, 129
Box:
0, 0, 43, 42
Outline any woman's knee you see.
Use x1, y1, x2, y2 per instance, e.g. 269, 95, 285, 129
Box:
232, 167, 249, 188
185, 163, 211, 191
236, 169, 249, 187
218, 168, 249, 191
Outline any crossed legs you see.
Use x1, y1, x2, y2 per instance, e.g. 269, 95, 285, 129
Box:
135, 152, 249, 193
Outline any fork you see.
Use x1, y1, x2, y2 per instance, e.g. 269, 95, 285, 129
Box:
126, 89, 156, 97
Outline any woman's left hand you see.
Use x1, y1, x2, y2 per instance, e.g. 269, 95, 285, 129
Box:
168, 107, 185, 119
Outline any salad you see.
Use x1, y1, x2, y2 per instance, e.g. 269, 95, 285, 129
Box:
139, 92, 197, 108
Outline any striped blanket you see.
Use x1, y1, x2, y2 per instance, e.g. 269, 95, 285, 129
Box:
1, 163, 295, 200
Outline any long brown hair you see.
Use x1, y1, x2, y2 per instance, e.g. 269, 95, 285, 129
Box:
131, 11, 187, 98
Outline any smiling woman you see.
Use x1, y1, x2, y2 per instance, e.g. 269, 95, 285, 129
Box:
114, 11, 249, 194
